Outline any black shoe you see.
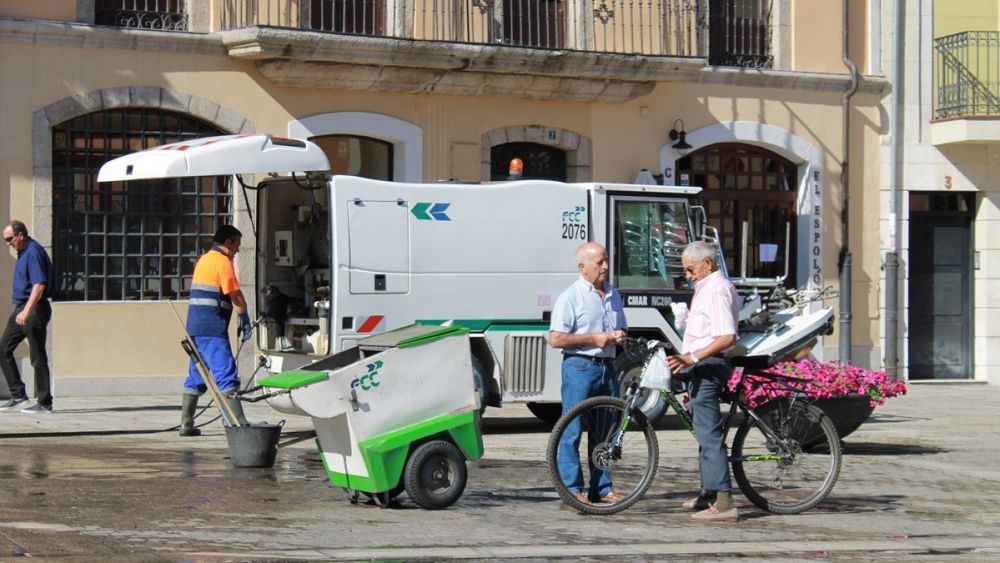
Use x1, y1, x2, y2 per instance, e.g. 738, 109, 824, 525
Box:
0, 397, 29, 411
21, 403, 52, 414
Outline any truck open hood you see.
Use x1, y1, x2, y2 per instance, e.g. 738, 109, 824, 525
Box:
97, 134, 330, 182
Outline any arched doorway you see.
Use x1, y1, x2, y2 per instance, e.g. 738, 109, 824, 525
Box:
311, 134, 394, 180
490, 142, 567, 181
675, 143, 797, 284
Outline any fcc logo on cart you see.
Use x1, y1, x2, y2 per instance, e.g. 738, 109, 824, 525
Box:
351, 360, 383, 392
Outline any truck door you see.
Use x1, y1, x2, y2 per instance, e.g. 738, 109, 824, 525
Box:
347, 200, 410, 294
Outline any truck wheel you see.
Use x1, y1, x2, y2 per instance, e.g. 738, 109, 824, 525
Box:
403, 440, 468, 510
526, 402, 563, 424
471, 355, 488, 415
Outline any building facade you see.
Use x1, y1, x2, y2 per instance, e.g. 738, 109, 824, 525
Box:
0, 0, 891, 397
879, 0, 1000, 384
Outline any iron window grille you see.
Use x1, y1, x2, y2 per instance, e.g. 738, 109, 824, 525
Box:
51, 108, 229, 301
95, 0, 189, 31
708, 0, 773, 68
490, 142, 568, 181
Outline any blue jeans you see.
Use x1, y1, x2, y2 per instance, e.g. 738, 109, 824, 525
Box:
686, 356, 733, 492
184, 335, 240, 395
556, 356, 618, 499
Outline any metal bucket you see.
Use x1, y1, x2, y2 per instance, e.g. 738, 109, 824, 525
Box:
225, 421, 284, 468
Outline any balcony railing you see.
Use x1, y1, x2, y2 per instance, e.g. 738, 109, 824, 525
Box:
934, 31, 1000, 119
95, 0, 189, 31
220, 0, 704, 57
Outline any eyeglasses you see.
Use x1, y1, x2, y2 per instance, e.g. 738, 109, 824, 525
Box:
3, 236, 14, 244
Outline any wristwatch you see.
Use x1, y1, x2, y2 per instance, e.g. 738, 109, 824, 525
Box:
688, 353, 700, 365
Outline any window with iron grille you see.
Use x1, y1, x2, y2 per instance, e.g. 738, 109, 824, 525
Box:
307, 0, 385, 35
708, 0, 773, 68
490, 142, 567, 181
502, 0, 566, 49
51, 109, 229, 301
95, 0, 188, 31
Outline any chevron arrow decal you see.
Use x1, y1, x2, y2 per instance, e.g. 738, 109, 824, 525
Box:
429, 203, 451, 221
412, 202, 432, 220
366, 360, 384, 372
411, 202, 451, 221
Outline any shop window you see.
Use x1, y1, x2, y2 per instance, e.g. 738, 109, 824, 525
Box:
675, 143, 797, 284
51, 108, 228, 301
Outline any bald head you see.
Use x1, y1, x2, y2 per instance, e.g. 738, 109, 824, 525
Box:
576, 242, 609, 286
576, 242, 606, 265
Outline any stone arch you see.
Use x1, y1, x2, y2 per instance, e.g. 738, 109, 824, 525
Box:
481, 125, 592, 182
288, 112, 423, 182
32, 86, 255, 249
660, 121, 824, 291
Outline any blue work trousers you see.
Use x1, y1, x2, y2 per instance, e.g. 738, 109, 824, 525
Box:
184, 335, 240, 395
686, 356, 733, 492
556, 355, 618, 499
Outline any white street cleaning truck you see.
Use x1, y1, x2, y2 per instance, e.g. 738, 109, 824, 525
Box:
99, 134, 834, 422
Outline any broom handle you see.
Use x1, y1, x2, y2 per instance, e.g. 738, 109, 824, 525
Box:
168, 301, 242, 426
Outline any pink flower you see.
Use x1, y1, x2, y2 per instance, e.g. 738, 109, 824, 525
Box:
728, 359, 907, 408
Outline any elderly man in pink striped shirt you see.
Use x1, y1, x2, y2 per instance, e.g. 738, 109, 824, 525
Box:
666, 241, 741, 523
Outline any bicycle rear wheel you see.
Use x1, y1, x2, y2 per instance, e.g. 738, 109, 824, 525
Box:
546, 396, 658, 515
731, 400, 841, 514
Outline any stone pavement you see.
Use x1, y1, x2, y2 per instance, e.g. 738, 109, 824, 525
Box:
0, 384, 999, 561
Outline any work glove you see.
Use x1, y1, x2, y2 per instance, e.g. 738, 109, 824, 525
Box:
237, 312, 253, 343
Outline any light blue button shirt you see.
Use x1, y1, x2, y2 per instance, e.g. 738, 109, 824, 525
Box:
549, 276, 628, 358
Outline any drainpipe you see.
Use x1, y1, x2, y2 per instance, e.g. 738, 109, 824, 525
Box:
840, 0, 860, 363
884, 0, 905, 379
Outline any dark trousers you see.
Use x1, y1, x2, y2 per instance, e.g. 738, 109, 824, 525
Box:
687, 356, 733, 492
0, 300, 52, 405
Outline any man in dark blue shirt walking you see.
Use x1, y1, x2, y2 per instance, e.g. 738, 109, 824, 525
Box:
0, 220, 54, 413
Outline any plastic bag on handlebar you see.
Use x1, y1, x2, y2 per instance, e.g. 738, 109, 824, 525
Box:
638, 347, 672, 391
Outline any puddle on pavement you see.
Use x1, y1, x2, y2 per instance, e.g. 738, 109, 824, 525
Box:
0, 443, 327, 483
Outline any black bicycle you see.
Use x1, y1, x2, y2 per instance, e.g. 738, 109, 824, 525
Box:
546, 337, 842, 515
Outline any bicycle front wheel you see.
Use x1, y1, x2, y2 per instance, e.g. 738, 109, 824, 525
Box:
546, 396, 659, 515
731, 400, 842, 514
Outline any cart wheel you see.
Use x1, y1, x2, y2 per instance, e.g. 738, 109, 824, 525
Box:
403, 440, 468, 510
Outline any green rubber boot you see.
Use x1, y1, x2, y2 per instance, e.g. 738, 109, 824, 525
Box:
179, 394, 201, 437
222, 395, 250, 427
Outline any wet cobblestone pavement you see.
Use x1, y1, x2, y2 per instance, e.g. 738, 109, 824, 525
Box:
1, 384, 999, 560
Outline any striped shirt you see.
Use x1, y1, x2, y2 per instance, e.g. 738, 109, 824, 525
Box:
681, 269, 739, 355
186, 246, 240, 337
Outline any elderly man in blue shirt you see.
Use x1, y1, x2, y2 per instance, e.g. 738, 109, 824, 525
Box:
0, 220, 54, 413
549, 242, 627, 506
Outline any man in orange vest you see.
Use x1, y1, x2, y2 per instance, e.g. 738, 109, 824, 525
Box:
179, 225, 252, 436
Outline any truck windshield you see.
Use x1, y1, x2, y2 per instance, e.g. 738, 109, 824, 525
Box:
613, 199, 692, 290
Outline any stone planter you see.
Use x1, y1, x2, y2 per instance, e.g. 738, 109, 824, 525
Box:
810, 393, 876, 441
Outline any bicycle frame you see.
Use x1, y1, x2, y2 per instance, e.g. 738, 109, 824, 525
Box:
612, 360, 808, 465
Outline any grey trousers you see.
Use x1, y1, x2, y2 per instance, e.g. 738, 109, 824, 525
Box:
686, 356, 733, 492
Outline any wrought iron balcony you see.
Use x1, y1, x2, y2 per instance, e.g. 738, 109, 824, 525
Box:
220, 0, 704, 57
934, 31, 1000, 119
95, 0, 189, 31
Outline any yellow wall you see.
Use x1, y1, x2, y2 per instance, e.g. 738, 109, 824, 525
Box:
934, 0, 1000, 37
0, 0, 75, 22
0, 28, 883, 380
793, 0, 869, 74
